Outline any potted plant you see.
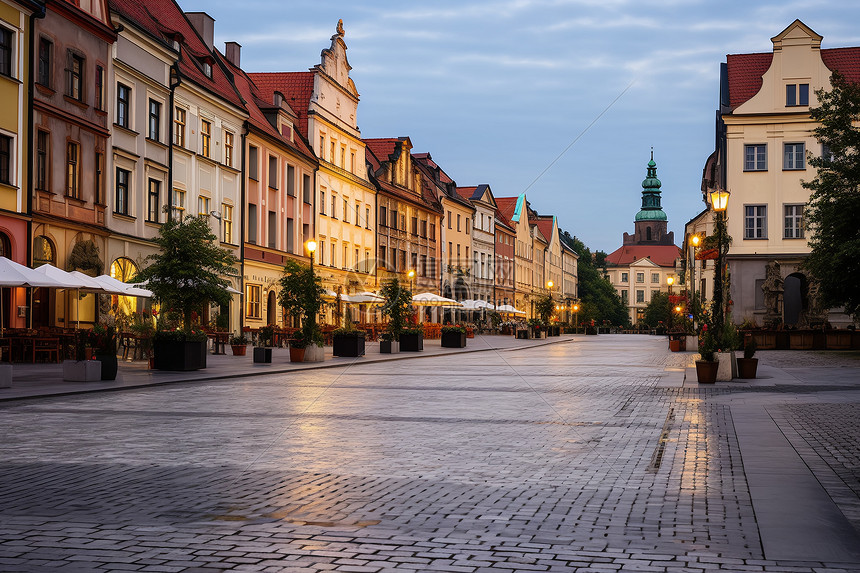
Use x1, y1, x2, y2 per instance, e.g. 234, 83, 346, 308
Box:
332, 325, 366, 357
441, 325, 467, 348
716, 319, 741, 380
133, 215, 239, 371
253, 324, 274, 363
528, 319, 546, 339
279, 260, 325, 363
379, 331, 399, 354
91, 322, 118, 380
737, 336, 758, 379
63, 329, 101, 382
289, 329, 308, 362
379, 278, 412, 352
696, 325, 718, 384
229, 333, 248, 356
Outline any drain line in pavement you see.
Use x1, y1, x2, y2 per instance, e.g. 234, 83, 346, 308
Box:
648, 406, 675, 472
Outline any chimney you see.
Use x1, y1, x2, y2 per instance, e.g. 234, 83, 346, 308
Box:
225, 41, 241, 67
186, 12, 215, 51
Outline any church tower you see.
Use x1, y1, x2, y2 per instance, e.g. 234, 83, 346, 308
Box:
623, 151, 674, 246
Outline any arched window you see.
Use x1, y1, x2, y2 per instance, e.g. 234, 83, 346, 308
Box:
0, 232, 10, 258
110, 257, 139, 318
646, 227, 652, 241
33, 235, 55, 267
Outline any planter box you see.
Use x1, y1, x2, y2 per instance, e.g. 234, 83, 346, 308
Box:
0, 364, 12, 388
380, 340, 400, 353
585, 326, 598, 335
289, 346, 305, 362
154, 340, 207, 371
63, 359, 102, 382
669, 339, 681, 352
751, 331, 776, 350
95, 353, 118, 380
826, 331, 852, 350
716, 351, 736, 381
685, 335, 698, 352
333, 333, 366, 357
516, 329, 529, 339
400, 333, 423, 352
695, 360, 718, 384
231, 344, 247, 356
790, 331, 814, 350
441, 331, 467, 348
253, 347, 272, 363
303, 343, 325, 362
737, 357, 758, 379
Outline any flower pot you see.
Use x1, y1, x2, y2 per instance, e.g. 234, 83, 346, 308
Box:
380, 340, 399, 353
153, 340, 207, 371
95, 353, 118, 380
303, 343, 325, 362
253, 347, 272, 363
333, 333, 366, 357
737, 357, 758, 379
441, 331, 467, 348
669, 339, 681, 352
289, 346, 305, 362
695, 360, 718, 384
231, 344, 247, 356
400, 333, 423, 352
63, 359, 102, 382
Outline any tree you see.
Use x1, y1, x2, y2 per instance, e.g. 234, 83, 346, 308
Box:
642, 291, 670, 327
566, 236, 629, 326
278, 260, 325, 344
534, 294, 555, 324
802, 72, 860, 320
134, 215, 238, 329
379, 278, 412, 340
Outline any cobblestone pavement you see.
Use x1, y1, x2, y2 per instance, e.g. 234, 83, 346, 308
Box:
1, 336, 859, 572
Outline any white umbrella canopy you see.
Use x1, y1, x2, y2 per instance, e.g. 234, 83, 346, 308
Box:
412, 292, 463, 307
475, 300, 494, 310
322, 288, 338, 301
497, 304, 526, 315
133, 278, 238, 296
345, 292, 384, 304
458, 299, 482, 310
0, 257, 66, 288
93, 275, 153, 297
33, 265, 105, 290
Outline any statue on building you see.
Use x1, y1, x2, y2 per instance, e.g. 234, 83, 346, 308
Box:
803, 276, 827, 328
762, 261, 784, 327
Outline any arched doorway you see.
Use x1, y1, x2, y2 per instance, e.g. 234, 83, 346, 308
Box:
784, 273, 807, 326
32, 235, 55, 327
110, 258, 140, 320
267, 290, 277, 326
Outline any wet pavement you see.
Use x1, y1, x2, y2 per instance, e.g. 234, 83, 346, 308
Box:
1, 334, 859, 572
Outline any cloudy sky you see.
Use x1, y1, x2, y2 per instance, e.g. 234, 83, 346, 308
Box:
179, 0, 860, 253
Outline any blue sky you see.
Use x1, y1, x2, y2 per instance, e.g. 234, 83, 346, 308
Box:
179, 0, 860, 253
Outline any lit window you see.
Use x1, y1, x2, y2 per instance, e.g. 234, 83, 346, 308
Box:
198, 195, 210, 217
172, 188, 186, 220
201, 119, 211, 157
174, 107, 186, 147
222, 204, 233, 243
246, 284, 261, 319
224, 131, 233, 166
66, 142, 79, 198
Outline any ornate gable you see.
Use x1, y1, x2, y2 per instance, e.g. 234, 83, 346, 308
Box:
318, 19, 358, 99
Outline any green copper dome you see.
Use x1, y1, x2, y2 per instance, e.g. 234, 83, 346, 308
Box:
635, 151, 667, 222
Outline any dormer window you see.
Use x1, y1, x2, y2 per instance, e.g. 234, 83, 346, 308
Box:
786, 83, 809, 107
202, 61, 212, 78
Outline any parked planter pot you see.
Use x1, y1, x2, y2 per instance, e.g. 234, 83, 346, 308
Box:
153, 340, 207, 371
669, 339, 681, 352
289, 346, 305, 362
333, 333, 366, 357
400, 333, 423, 352
380, 340, 400, 354
253, 347, 272, 364
685, 335, 699, 352
231, 344, 247, 356
0, 364, 12, 388
95, 353, 118, 380
303, 343, 325, 362
716, 351, 736, 381
737, 357, 758, 379
63, 359, 102, 382
695, 360, 718, 384
441, 331, 467, 348
826, 331, 852, 350
516, 329, 529, 339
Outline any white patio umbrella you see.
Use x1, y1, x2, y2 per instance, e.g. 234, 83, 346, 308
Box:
475, 300, 494, 310
345, 292, 384, 304
497, 304, 526, 315
0, 257, 67, 334
412, 292, 463, 307
93, 275, 153, 298
458, 299, 482, 310
33, 265, 112, 329
133, 278, 239, 296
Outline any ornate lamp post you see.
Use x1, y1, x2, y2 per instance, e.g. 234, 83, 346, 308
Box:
690, 233, 700, 328
573, 303, 579, 329
709, 188, 730, 338
306, 239, 317, 272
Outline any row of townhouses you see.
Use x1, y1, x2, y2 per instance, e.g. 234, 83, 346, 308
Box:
0, 0, 579, 333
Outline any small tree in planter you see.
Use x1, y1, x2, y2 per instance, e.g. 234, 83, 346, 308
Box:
253, 324, 275, 363
400, 325, 424, 351
737, 336, 758, 379
133, 215, 238, 371
229, 333, 248, 356
696, 324, 719, 384
379, 278, 412, 349
441, 325, 467, 348
91, 322, 118, 380
278, 260, 325, 362
288, 329, 309, 362
332, 315, 366, 357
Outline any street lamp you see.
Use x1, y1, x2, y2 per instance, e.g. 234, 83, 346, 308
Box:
407, 269, 415, 293
666, 275, 674, 294
573, 303, 579, 329
690, 234, 700, 328
306, 239, 317, 272
709, 188, 730, 338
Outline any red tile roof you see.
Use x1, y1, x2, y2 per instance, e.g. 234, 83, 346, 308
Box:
495, 197, 519, 224
109, 0, 244, 109
248, 72, 315, 137
364, 138, 402, 163
456, 186, 478, 201
533, 217, 555, 244
728, 46, 860, 109
605, 245, 680, 268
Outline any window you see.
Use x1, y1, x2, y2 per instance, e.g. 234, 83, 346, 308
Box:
621, 290, 628, 304
268, 156, 277, 188
636, 290, 645, 303
248, 145, 258, 179
448, 210, 452, 229
457, 214, 462, 232
0, 27, 12, 78
366, 207, 370, 229
340, 146, 345, 167
330, 141, 335, 164
202, 61, 212, 78
0, 134, 10, 184
286, 217, 294, 252
95, 152, 103, 204
786, 83, 809, 107
319, 240, 326, 265
350, 151, 355, 173
744, 205, 767, 239
36, 131, 48, 190
320, 190, 326, 215
784, 204, 804, 239
286, 165, 295, 196
149, 99, 161, 141
67, 52, 84, 101
466, 218, 470, 233
198, 195, 210, 218
174, 107, 186, 147
116, 83, 131, 128
319, 135, 325, 159
37, 38, 51, 86
379, 206, 387, 227
344, 244, 349, 269
303, 174, 311, 203
224, 131, 233, 166
201, 119, 211, 157
744, 144, 766, 171
651, 273, 659, 284
331, 195, 337, 218
247, 203, 257, 243
343, 198, 349, 223
115, 168, 130, 215
636, 272, 644, 283
268, 210, 276, 248
421, 220, 427, 237
448, 242, 452, 266
246, 284, 261, 319
412, 216, 418, 235
784, 143, 805, 170
355, 201, 361, 226
172, 188, 186, 220
621, 272, 628, 283
430, 223, 436, 240
66, 142, 79, 198
222, 204, 233, 243
95, 66, 104, 110
146, 179, 160, 222
390, 210, 398, 228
